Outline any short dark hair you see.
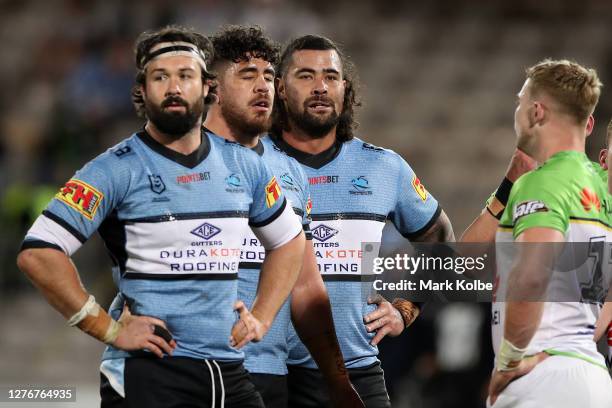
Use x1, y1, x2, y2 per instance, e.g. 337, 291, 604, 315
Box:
272, 35, 361, 143
210, 25, 279, 69
131, 25, 216, 117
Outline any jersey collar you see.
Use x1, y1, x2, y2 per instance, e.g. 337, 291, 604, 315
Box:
137, 127, 211, 169
271, 134, 343, 169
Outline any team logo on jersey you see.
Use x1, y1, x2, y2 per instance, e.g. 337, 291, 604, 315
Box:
148, 175, 166, 194
580, 187, 601, 212
411, 176, 428, 202
513, 200, 548, 222
350, 176, 373, 195
190, 222, 221, 240
306, 196, 313, 216
265, 176, 282, 208
56, 179, 103, 220
311, 224, 339, 242
225, 173, 245, 193
280, 173, 299, 192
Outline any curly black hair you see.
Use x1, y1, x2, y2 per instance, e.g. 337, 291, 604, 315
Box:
272, 35, 361, 143
210, 25, 280, 70
131, 25, 216, 118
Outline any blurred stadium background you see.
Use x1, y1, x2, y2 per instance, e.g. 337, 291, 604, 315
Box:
1, 1, 611, 407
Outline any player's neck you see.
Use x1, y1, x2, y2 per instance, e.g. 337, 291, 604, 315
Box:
281, 126, 336, 155
145, 120, 203, 155
536, 127, 585, 163
203, 109, 260, 148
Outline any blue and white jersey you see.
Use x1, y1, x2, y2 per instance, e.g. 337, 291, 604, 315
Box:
239, 135, 311, 375
22, 129, 301, 396
276, 136, 440, 369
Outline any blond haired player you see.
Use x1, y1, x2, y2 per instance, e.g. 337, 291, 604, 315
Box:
489, 60, 612, 407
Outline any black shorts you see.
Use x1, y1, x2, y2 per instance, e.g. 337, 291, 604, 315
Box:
250, 373, 288, 408
100, 356, 264, 408
287, 362, 391, 408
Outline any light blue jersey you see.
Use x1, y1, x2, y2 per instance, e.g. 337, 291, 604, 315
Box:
274, 136, 440, 369
238, 135, 312, 375
22, 129, 301, 396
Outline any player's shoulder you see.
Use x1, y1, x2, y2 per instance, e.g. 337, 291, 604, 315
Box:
81, 134, 140, 175
262, 136, 306, 177
346, 137, 408, 172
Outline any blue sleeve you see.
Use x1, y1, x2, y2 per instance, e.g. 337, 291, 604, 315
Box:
26, 150, 129, 247
390, 155, 440, 239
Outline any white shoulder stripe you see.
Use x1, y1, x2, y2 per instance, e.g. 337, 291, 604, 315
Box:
252, 203, 302, 250
26, 214, 83, 256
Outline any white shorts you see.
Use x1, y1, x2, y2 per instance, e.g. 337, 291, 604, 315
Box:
488, 355, 612, 408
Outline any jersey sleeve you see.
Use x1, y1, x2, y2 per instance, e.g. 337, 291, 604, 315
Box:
390, 155, 441, 239
21, 152, 129, 255
506, 173, 569, 238
245, 153, 302, 250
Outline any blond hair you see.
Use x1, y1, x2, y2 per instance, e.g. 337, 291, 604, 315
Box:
526, 59, 602, 125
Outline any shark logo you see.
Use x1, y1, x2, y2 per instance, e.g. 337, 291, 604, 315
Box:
226, 174, 242, 188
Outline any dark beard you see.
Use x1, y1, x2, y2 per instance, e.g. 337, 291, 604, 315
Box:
145, 96, 204, 139
220, 102, 269, 139
287, 103, 339, 139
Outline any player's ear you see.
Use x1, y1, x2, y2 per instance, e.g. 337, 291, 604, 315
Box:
531, 101, 546, 125
585, 114, 595, 136
277, 78, 286, 100
599, 149, 608, 169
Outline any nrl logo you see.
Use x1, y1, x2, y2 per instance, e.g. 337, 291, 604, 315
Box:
311, 224, 339, 242
148, 174, 166, 194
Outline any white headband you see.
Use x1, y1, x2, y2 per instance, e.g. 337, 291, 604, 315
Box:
141, 41, 208, 72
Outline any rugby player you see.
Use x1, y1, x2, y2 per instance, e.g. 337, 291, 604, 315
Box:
271, 35, 454, 407
203, 25, 363, 407
488, 60, 612, 407
594, 119, 611, 368
17, 26, 305, 408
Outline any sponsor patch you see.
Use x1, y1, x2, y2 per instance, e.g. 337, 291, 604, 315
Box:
265, 176, 281, 208
56, 179, 103, 220
513, 200, 548, 222
580, 187, 601, 212
190, 222, 221, 240
411, 176, 427, 201
311, 224, 339, 242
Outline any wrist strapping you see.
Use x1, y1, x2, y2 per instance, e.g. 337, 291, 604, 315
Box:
494, 177, 513, 206
67, 295, 120, 344
496, 338, 527, 371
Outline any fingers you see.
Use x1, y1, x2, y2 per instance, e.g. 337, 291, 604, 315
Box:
145, 316, 169, 330
367, 294, 384, 305
147, 331, 175, 356
144, 340, 164, 358
234, 300, 247, 314
364, 306, 386, 324
231, 319, 255, 349
370, 325, 391, 346
366, 316, 389, 332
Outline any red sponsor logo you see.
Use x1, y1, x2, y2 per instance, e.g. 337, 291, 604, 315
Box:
580, 187, 600, 212
309, 175, 339, 185
265, 176, 282, 208
56, 179, 103, 220
176, 172, 211, 184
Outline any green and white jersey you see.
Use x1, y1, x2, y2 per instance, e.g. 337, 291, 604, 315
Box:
494, 151, 611, 369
